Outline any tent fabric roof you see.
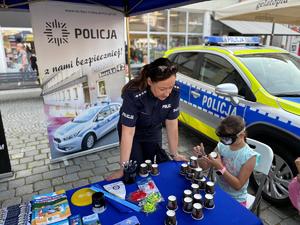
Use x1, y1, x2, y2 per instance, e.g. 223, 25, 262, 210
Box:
0, 0, 206, 16
221, 20, 300, 36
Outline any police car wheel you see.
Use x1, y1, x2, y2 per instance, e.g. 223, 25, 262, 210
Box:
82, 133, 96, 150
250, 143, 296, 206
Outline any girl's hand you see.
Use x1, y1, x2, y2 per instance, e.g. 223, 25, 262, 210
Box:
193, 143, 206, 158
173, 153, 188, 162
202, 154, 224, 170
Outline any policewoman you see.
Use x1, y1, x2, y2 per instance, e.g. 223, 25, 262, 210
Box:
107, 58, 187, 180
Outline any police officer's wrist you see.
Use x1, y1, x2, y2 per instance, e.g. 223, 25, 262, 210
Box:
169, 152, 178, 159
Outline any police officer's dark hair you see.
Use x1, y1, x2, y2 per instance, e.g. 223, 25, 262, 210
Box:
122, 57, 177, 94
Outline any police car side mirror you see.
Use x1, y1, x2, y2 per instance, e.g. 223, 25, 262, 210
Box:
215, 83, 239, 105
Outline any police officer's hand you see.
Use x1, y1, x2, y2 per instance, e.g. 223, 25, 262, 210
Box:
172, 153, 188, 162
106, 169, 124, 181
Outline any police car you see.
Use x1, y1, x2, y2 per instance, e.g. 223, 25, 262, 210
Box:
53, 103, 121, 153
164, 36, 300, 205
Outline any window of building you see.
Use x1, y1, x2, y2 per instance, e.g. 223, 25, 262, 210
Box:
98, 80, 107, 96
129, 15, 147, 32
188, 36, 203, 45
130, 33, 147, 64
149, 34, 167, 62
188, 13, 203, 33
67, 89, 71, 100
170, 11, 186, 33
149, 11, 167, 32
73, 87, 78, 100
169, 35, 185, 49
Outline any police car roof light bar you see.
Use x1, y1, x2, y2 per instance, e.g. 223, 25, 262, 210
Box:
204, 36, 260, 46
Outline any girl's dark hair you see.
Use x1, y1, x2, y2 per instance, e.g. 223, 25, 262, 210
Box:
217, 115, 245, 136
122, 57, 177, 94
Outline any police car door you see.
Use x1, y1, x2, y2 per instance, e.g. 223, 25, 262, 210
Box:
195, 52, 251, 132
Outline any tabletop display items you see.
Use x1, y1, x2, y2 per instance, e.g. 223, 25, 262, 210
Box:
139, 163, 149, 177
137, 177, 164, 213
92, 192, 106, 214
0, 202, 31, 225
189, 156, 198, 169
191, 203, 204, 220
31, 190, 71, 225
204, 194, 215, 209
113, 216, 140, 225
182, 197, 193, 213
209, 152, 218, 159
166, 195, 178, 211
69, 215, 82, 225
150, 163, 159, 176
180, 163, 188, 175
182, 189, 192, 202
164, 210, 177, 225
193, 193, 203, 205
82, 213, 101, 225
122, 160, 138, 184
103, 181, 126, 199
145, 160, 152, 172
205, 181, 215, 195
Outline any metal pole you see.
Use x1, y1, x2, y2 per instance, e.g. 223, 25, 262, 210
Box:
270, 22, 275, 46
126, 17, 132, 81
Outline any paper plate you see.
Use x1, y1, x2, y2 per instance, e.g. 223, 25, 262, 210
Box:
71, 188, 95, 206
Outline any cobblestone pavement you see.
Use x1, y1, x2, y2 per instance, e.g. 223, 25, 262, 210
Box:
0, 94, 299, 225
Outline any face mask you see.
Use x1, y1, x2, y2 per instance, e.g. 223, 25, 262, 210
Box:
220, 136, 237, 145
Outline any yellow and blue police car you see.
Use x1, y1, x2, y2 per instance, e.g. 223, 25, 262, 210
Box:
164, 36, 300, 205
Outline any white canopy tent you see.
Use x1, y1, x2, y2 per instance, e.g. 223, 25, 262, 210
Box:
214, 0, 300, 44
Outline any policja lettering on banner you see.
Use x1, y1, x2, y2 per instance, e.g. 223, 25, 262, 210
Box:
75, 28, 117, 39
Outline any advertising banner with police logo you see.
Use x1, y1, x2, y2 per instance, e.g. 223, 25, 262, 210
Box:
0, 111, 12, 178
30, 1, 125, 162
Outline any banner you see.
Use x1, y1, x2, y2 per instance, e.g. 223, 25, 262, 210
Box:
30, 1, 125, 162
0, 111, 12, 177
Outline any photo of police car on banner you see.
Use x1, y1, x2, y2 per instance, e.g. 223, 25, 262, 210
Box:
29, 1, 125, 161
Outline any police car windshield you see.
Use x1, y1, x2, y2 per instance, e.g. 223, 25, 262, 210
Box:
73, 108, 99, 123
237, 53, 300, 96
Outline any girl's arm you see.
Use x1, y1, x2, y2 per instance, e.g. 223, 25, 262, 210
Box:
193, 144, 218, 170
106, 125, 135, 180
205, 155, 256, 190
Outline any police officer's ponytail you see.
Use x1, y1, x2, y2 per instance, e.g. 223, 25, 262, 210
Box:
122, 57, 177, 95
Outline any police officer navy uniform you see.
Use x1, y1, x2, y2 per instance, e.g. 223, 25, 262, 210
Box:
107, 58, 187, 181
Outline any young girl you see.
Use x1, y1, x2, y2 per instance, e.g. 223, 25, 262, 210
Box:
288, 157, 300, 214
193, 115, 260, 206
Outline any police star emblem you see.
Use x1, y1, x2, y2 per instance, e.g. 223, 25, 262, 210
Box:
44, 19, 70, 47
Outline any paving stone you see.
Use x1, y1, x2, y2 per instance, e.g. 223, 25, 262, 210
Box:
10, 159, 19, 166
43, 168, 66, 179
16, 184, 33, 196
92, 167, 107, 175
26, 174, 43, 184
66, 165, 81, 174
80, 162, 95, 170
11, 152, 24, 159
13, 144, 26, 149
0, 183, 8, 191
98, 151, 111, 158
34, 154, 48, 161
55, 183, 73, 192
269, 206, 297, 219
107, 156, 119, 164
28, 160, 45, 168
78, 170, 94, 179
260, 208, 282, 225
16, 169, 32, 178
33, 165, 49, 174
93, 159, 108, 167
26, 141, 40, 147
9, 178, 25, 189
72, 179, 90, 189
1, 197, 22, 208
106, 163, 120, 171
86, 154, 100, 161
41, 148, 50, 154
63, 173, 79, 183
89, 176, 104, 184
12, 163, 27, 171
74, 157, 87, 165
37, 144, 49, 150
24, 146, 38, 152
10, 139, 23, 145
38, 187, 54, 195
0, 190, 15, 201
49, 163, 61, 170
22, 192, 37, 203
34, 180, 52, 191
20, 156, 34, 164
52, 177, 64, 186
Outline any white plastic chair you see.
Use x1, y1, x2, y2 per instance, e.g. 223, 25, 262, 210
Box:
246, 138, 274, 215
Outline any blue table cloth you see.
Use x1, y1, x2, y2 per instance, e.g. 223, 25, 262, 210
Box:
67, 161, 263, 225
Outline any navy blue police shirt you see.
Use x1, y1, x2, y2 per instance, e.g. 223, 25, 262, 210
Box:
118, 86, 180, 142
